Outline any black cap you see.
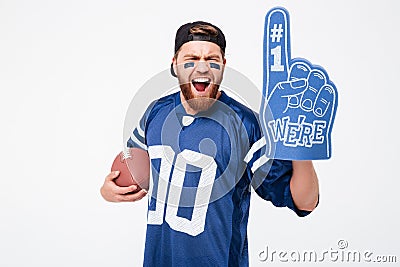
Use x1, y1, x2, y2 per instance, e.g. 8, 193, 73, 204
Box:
174, 21, 226, 54
171, 21, 226, 77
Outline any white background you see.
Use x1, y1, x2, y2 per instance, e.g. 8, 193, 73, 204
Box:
1, 0, 399, 266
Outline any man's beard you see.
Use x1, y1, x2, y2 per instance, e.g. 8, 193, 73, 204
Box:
180, 83, 219, 112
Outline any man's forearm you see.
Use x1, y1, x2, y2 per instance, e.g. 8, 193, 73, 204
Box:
290, 160, 319, 211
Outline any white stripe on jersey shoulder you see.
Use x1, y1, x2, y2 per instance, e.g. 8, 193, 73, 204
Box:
251, 154, 271, 173
130, 132, 147, 150
136, 122, 145, 138
244, 136, 266, 163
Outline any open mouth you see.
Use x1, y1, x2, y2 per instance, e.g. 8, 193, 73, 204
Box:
192, 77, 211, 92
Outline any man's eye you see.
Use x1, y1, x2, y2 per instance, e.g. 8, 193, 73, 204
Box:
184, 62, 195, 69
209, 62, 221, 70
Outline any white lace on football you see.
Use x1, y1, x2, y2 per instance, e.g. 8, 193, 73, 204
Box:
122, 148, 132, 159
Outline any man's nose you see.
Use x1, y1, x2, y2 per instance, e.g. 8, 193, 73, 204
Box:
196, 61, 209, 73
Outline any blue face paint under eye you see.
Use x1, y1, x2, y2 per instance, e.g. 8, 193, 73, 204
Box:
209, 62, 221, 70
184, 62, 195, 69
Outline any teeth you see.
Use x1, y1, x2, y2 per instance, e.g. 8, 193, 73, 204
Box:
192, 78, 211, 83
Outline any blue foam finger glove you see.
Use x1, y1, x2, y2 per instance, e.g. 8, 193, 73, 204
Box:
260, 7, 338, 160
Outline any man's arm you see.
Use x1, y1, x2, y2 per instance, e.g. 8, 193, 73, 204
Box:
290, 161, 319, 211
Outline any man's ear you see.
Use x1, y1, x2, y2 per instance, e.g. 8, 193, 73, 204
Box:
172, 57, 177, 74
170, 57, 178, 77
220, 58, 226, 73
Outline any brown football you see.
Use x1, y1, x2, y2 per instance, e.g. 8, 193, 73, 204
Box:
111, 147, 150, 190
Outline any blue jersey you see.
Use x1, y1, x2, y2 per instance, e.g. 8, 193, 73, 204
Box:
127, 91, 310, 267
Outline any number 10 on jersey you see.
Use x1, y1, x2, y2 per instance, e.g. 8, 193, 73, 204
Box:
147, 145, 217, 236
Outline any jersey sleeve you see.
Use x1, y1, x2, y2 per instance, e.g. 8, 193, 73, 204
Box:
245, 135, 312, 217
126, 100, 157, 150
